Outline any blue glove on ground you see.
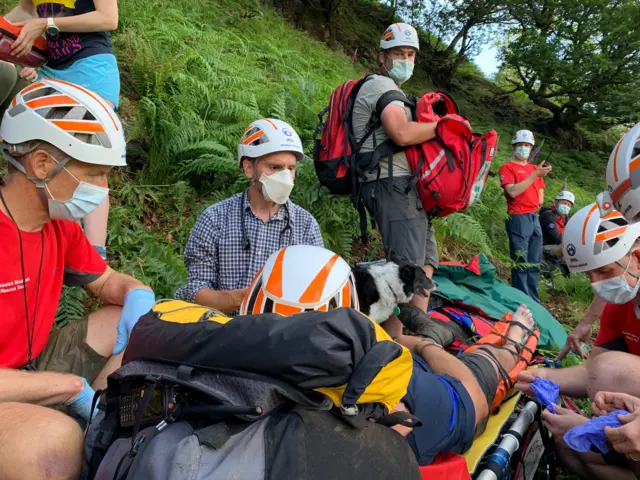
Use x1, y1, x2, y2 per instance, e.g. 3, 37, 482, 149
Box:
531, 377, 560, 413
65, 377, 97, 430
114, 288, 156, 355
564, 410, 630, 453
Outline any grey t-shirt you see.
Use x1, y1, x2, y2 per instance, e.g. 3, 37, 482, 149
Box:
351, 74, 413, 180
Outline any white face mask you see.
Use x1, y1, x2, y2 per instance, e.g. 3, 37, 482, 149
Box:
259, 169, 294, 205
387, 59, 414, 85
514, 146, 531, 160
591, 258, 640, 304
45, 167, 109, 221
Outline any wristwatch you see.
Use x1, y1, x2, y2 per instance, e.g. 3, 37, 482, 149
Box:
46, 17, 59, 37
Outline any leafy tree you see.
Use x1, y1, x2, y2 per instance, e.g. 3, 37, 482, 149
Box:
500, 0, 640, 132
398, 0, 511, 87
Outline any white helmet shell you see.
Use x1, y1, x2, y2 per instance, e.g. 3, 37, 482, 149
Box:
380, 23, 420, 51
1, 79, 126, 166
597, 122, 640, 223
237, 118, 304, 164
555, 190, 575, 204
240, 245, 359, 316
563, 203, 640, 274
512, 130, 535, 146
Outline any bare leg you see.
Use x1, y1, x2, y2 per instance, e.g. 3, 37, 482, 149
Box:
465, 304, 536, 375
86, 305, 122, 390
587, 350, 640, 401
397, 305, 536, 424
0, 403, 83, 480
556, 442, 635, 480
82, 197, 110, 249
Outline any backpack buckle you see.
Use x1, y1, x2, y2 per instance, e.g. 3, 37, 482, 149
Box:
340, 404, 359, 416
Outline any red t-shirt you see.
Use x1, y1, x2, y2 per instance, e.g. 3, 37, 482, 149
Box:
499, 162, 545, 215
595, 302, 640, 355
0, 210, 106, 368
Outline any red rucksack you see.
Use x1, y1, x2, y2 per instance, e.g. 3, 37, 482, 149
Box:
404, 92, 498, 217
313, 75, 410, 196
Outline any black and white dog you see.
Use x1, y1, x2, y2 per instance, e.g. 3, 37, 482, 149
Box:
352, 261, 435, 324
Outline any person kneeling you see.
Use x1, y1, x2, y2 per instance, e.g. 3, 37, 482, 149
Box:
175, 118, 323, 314
0, 80, 155, 480
516, 204, 640, 480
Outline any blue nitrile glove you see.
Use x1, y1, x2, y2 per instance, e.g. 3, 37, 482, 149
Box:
531, 377, 561, 413
113, 288, 156, 355
564, 410, 630, 453
65, 377, 98, 430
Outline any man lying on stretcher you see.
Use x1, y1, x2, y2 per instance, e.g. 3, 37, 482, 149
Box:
240, 244, 540, 465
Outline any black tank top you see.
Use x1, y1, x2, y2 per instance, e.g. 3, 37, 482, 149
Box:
34, 0, 114, 69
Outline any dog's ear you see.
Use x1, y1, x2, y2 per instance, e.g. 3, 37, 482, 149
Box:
398, 263, 416, 285
399, 264, 436, 297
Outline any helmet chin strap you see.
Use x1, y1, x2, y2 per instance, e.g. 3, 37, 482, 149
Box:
3, 150, 71, 189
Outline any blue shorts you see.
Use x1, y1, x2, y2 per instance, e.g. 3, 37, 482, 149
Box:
39, 53, 120, 109
403, 355, 477, 465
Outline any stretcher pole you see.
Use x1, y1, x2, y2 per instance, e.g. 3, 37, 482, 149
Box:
476, 401, 539, 480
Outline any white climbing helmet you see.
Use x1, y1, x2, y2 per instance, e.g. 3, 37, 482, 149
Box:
512, 130, 535, 146
240, 245, 359, 316
380, 23, 420, 51
563, 203, 640, 274
238, 118, 304, 164
1, 78, 126, 166
596, 122, 640, 223
555, 190, 575, 205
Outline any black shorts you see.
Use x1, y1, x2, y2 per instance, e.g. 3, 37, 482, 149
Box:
360, 176, 439, 268
459, 352, 499, 410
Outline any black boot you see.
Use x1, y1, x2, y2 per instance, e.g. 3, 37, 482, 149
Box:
396, 303, 457, 348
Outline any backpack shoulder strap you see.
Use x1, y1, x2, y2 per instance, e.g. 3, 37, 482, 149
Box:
374, 90, 414, 118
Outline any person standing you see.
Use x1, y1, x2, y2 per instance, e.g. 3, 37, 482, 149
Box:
499, 130, 552, 302
350, 23, 438, 337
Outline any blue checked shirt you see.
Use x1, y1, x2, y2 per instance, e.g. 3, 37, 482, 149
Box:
176, 192, 324, 301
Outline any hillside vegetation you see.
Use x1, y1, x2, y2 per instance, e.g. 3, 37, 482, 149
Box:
0, 0, 612, 329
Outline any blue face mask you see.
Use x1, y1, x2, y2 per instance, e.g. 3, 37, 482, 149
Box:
45, 167, 109, 221
388, 59, 414, 85
514, 146, 531, 160
557, 204, 571, 216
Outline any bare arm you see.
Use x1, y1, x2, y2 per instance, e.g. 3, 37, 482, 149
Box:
380, 104, 437, 147
503, 172, 539, 199
539, 189, 544, 206
580, 296, 606, 327
86, 266, 152, 306
195, 288, 247, 314
0, 368, 84, 405
46, 0, 118, 32
520, 346, 608, 398
4, 0, 36, 21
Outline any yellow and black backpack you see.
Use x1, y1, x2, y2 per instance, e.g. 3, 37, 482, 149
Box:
85, 301, 419, 480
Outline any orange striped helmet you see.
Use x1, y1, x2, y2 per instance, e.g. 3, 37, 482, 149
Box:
238, 118, 304, 164
1, 79, 126, 167
563, 203, 640, 273
380, 23, 420, 51
240, 245, 359, 316
597, 122, 640, 222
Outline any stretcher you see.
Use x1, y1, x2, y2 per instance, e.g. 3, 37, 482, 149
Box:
419, 387, 553, 479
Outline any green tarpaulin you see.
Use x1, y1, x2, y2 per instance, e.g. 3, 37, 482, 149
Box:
433, 254, 567, 348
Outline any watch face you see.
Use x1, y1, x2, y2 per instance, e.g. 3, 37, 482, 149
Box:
46, 26, 59, 37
